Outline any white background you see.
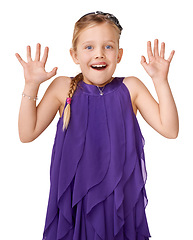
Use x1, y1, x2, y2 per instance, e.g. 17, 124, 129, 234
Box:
0, 0, 192, 239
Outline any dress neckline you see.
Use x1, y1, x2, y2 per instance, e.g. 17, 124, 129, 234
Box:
77, 77, 124, 96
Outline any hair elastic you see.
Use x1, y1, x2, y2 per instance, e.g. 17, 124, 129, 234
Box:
66, 97, 72, 105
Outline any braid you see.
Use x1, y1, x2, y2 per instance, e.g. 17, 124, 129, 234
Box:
62, 73, 83, 130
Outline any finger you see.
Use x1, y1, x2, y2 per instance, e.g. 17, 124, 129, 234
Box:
15, 53, 26, 67
153, 39, 159, 57
140, 55, 148, 69
41, 46, 49, 66
35, 43, 41, 61
160, 42, 165, 58
46, 67, 58, 79
27, 45, 32, 62
167, 50, 175, 63
147, 41, 153, 60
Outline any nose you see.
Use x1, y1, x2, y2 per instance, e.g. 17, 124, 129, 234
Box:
95, 47, 105, 59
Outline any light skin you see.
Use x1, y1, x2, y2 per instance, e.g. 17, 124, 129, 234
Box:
16, 23, 179, 143
70, 23, 123, 87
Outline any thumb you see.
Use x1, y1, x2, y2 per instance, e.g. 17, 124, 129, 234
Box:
47, 67, 58, 79
140, 56, 148, 69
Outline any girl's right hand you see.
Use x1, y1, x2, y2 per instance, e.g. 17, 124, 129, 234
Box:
16, 43, 57, 86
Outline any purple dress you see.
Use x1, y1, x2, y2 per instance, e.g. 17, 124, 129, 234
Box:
43, 77, 151, 240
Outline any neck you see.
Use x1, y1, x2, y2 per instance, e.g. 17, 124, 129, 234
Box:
83, 77, 114, 87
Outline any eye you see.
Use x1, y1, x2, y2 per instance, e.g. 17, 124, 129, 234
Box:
105, 45, 112, 50
85, 45, 93, 50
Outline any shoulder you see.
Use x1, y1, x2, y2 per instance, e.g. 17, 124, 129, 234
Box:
123, 76, 147, 99
45, 76, 71, 107
122, 76, 148, 114
123, 76, 145, 90
47, 76, 71, 101
46, 76, 72, 117
50, 76, 71, 91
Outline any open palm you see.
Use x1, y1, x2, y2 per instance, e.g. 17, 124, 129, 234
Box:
141, 39, 175, 80
16, 43, 57, 85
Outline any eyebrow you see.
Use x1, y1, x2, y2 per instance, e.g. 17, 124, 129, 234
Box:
82, 40, 116, 45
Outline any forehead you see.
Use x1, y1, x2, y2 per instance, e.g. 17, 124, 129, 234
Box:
77, 23, 119, 44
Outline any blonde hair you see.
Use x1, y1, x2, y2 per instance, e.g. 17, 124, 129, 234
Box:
63, 12, 122, 130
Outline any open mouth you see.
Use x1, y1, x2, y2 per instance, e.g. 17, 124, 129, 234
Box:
91, 64, 107, 71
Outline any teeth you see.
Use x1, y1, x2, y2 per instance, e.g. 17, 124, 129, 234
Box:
92, 65, 106, 68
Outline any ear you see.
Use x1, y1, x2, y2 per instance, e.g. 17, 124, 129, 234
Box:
117, 48, 123, 63
70, 48, 79, 64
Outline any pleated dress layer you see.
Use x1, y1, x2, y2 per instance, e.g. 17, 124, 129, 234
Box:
43, 77, 151, 240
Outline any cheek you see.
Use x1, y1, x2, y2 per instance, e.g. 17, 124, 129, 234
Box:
108, 51, 119, 64
108, 48, 119, 58
77, 52, 91, 64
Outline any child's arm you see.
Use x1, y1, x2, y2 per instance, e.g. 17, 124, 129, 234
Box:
16, 44, 70, 142
126, 39, 179, 138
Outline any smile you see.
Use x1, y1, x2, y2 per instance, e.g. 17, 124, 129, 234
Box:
91, 64, 107, 70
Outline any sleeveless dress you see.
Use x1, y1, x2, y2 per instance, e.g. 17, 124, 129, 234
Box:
42, 77, 151, 240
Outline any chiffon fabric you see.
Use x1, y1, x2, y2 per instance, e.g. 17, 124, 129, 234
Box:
42, 77, 151, 240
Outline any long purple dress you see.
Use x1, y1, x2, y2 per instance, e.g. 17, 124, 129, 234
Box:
42, 77, 151, 240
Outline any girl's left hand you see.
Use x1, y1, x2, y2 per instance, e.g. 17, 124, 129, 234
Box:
141, 39, 175, 81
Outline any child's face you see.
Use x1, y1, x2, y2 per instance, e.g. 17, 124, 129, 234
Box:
70, 23, 123, 86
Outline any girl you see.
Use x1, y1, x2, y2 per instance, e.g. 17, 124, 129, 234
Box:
16, 11, 179, 240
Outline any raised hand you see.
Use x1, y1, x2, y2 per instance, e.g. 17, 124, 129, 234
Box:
16, 43, 57, 86
141, 39, 175, 81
